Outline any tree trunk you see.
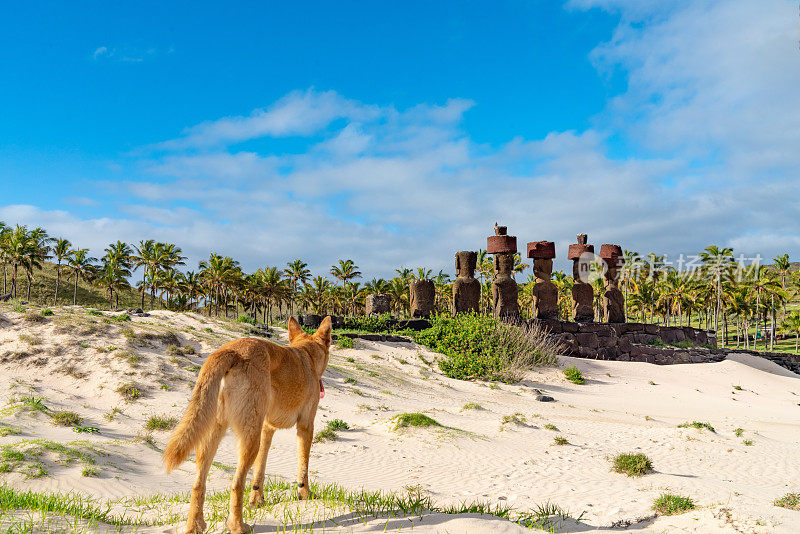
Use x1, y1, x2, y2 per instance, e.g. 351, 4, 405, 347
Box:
54, 264, 60, 305
73, 273, 79, 305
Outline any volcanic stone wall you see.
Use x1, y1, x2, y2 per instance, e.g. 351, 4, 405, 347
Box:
530, 319, 724, 365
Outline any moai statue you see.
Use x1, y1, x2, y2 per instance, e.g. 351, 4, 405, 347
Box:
487, 224, 519, 319
527, 241, 559, 320
409, 279, 435, 318
365, 294, 391, 316
452, 251, 480, 314
568, 234, 595, 323
599, 244, 626, 323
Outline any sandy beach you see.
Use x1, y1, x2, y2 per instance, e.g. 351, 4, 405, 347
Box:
0, 306, 798, 532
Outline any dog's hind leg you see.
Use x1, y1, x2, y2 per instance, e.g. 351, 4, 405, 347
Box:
248, 422, 275, 508
227, 407, 264, 533
295, 419, 314, 500
186, 421, 227, 534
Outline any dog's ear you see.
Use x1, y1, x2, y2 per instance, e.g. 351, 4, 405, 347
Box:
287, 316, 304, 343
315, 316, 332, 348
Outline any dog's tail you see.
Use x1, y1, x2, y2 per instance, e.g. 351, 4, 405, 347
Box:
163, 349, 238, 473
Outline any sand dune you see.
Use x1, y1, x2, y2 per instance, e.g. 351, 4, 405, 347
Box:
0, 305, 798, 532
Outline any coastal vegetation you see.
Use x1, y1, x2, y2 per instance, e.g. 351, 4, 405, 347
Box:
2, 221, 800, 353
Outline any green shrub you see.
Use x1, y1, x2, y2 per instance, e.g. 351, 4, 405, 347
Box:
326, 419, 349, 431
145, 415, 178, 431
40, 309, 54, 317
237, 315, 256, 325
611, 453, 653, 477
337, 336, 355, 349
114, 314, 131, 322
313, 427, 337, 442
774, 493, 800, 511
87, 309, 102, 316
553, 436, 568, 446
653, 493, 695, 515
462, 402, 482, 411
678, 421, 715, 432
52, 411, 82, 427
341, 313, 394, 333
544, 423, 559, 431
734, 428, 744, 437
563, 366, 585, 385
394, 413, 441, 430
411, 314, 559, 382
743, 439, 754, 446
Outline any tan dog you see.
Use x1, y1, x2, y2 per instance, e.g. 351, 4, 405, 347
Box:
164, 316, 331, 534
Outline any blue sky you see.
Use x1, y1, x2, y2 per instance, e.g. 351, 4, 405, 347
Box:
2, 1, 799, 278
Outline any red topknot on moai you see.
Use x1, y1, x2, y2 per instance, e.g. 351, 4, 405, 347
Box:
568, 234, 595, 322
527, 240, 558, 320
488, 224, 519, 319
599, 244, 625, 323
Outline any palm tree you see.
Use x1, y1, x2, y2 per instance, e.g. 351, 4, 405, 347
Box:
51, 237, 73, 305
303, 276, 332, 314
0, 221, 9, 294
781, 311, 800, 354
284, 259, 311, 316
24, 227, 51, 301
257, 267, 285, 325
330, 259, 362, 315
700, 245, 734, 342
5, 225, 32, 299
773, 253, 791, 315
67, 249, 97, 305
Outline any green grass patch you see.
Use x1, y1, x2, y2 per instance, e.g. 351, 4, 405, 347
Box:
145, 415, 178, 431
544, 423, 559, 431
40, 309, 54, 317
743, 439, 754, 446
501, 413, 526, 426
337, 336, 355, 349
81, 466, 99, 477
116, 382, 142, 401
734, 428, 744, 437
652, 493, 695, 515
678, 421, 715, 432
611, 453, 653, 477
394, 413, 441, 430
52, 411, 83, 427
553, 436, 568, 446
462, 402, 482, 411
563, 365, 585, 385
774, 493, 800, 511
313, 427, 337, 443
326, 419, 349, 431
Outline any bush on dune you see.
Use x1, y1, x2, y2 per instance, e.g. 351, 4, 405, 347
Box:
410, 314, 560, 382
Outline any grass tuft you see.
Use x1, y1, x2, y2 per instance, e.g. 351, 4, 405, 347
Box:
394, 413, 441, 430
652, 493, 695, 515
611, 452, 653, 477
563, 365, 585, 385
145, 415, 178, 431
774, 493, 800, 511
553, 436, 568, 446
678, 421, 715, 432
462, 402, 482, 411
52, 411, 83, 427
